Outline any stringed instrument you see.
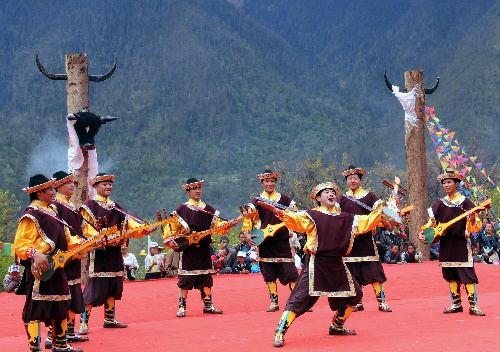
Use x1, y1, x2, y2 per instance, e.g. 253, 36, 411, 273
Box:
250, 222, 288, 246
167, 209, 258, 252
31, 224, 118, 281
423, 198, 491, 245
31, 214, 180, 281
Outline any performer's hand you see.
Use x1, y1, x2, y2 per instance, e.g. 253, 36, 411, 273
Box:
244, 231, 256, 246
165, 238, 179, 250
33, 251, 49, 271
418, 231, 426, 244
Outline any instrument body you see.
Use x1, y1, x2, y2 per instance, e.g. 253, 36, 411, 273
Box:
423, 198, 491, 245
250, 223, 287, 246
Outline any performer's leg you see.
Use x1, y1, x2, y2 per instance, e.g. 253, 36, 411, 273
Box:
443, 281, 463, 313
24, 321, 41, 352
45, 325, 53, 349
103, 297, 128, 328
373, 282, 392, 312
272, 310, 297, 347
266, 281, 279, 312
329, 305, 357, 335
465, 283, 485, 316
200, 286, 223, 314
67, 310, 89, 342
78, 305, 92, 335
176, 289, 188, 317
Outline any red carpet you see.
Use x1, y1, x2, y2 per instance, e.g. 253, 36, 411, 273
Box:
1, 261, 499, 352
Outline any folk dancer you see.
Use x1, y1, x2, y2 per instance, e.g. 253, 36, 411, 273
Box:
163, 178, 224, 317
267, 182, 386, 347
241, 170, 299, 312
418, 170, 485, 316
14, 174, 83, 352
338, 165, 392, 312
78, 173, 155, 334
45, 172, 89, 349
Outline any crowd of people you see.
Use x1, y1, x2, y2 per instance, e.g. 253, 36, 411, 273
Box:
9, 165, 497, 351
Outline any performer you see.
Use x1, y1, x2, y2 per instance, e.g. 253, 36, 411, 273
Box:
266, 182, 386, 347
338, 165, 392, 312
14, 174, 83, 352
241, 170, 299, 312
418, 170, 485, 316
163, 178, 224, 317
78, 173, 154, 334
44, 172, 89, 349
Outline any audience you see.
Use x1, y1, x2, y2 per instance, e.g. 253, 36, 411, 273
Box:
3, 264, 22, 293
291, 245, 302, 271
164, 248, 180, 277
145, 242, 164, 280
248, 250, 261, 273
384, 244, 402, 264
212, 246, 231, 274
403, 243, 417, 263
122, 245, 139, 281
232, 251, 251, 274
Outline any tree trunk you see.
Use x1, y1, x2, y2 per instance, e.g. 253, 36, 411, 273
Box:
404, 70, 429, 259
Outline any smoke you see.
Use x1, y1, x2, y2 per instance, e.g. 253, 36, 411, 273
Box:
25, 126, 68, 178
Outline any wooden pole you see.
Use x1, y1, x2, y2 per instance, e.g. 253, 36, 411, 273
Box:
404, 70, 429, 258
65, 54, 90, 209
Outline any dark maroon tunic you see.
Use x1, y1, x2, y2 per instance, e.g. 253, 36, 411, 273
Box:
53, 196, 85, 313
251, 193, 294, 259
21, 207, 71, 324
176, 203, 216, 272
431, 197, 478, 283
339, 191, 387, 285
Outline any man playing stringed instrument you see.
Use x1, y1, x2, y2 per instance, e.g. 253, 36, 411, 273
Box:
14, 174, 83, 352
338, 165, 392, 312
418, 170, 485, 316
43, 172, 89, 349
163, 178, 224, 317
241, 170, 299, 313
79, 173, 155, 334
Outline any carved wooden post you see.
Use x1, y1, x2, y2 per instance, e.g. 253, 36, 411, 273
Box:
403, 70, 429, 257
66, 54, 91, 208
384, 69, 439, 259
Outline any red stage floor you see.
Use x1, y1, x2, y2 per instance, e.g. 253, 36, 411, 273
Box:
1, 261, 499, 352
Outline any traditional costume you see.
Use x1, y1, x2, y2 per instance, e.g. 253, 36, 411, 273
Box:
420, 171, 484, 316
338, 166, 391, 312
14, 174, 83, 352
163, 178, 223, 317
78, 173, 152, 334
271, 182, 384, 347
44, 172, 89, 349
242, 170, 299, 312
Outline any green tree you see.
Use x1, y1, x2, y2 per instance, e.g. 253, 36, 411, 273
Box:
0, 189, 21, 243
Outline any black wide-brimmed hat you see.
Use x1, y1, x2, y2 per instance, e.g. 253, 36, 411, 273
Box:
22, 174, 55, 194
52, 171, 74, 188
257, 169, 280, 182
89, 172, 115, 187
437, 170, 464, 183
182, 178, 204, 191
342, 165, 365, 179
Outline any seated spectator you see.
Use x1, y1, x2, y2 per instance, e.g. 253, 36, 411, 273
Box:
430, 242, 440, 260
232, 251, 251, 274
291, 245, 302, 271
234, 232, 251, 255
384, 244, 402, 264
472, 247, 483, 263
212, 246, 231, 274
374, 226, 393, 260
248, 250, 261, 273
3, 264, 22, 293
145, 242, 164, 280
220, 235, 237, 268
164, 248, 180, 278
122, 245, 139, 281
403, 243, 417, 263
